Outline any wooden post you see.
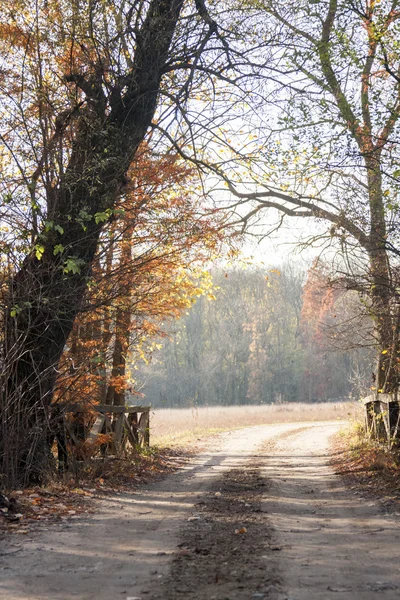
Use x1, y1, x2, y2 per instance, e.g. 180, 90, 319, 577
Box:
114, 412, 124, 453
52, 403, 151, 463
138, 411, 150, 447
363, 393, 399, 446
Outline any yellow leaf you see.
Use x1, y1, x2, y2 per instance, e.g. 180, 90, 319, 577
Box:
234, 527, 247, 534
381, 349, 388, 354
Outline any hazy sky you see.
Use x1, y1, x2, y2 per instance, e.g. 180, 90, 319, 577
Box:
239, 213, 326, 268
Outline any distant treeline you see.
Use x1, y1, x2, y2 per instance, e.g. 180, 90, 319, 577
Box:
136, 264, 373, 407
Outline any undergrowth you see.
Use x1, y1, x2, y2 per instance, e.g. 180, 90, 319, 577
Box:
333, 421, 400, 505
63, 445, 192, 491
1, 446, 192, 534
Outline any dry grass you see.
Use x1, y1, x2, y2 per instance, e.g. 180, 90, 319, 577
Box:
332, 421, 400, 508
150, 402, 361, 446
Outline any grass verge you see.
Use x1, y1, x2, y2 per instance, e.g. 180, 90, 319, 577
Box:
151, 402, 359, 447
331, 421, 400, 509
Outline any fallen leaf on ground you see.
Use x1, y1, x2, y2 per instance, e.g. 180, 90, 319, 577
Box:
234, 526, 247, 534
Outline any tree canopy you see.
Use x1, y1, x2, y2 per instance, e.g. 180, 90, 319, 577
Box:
204, 0, 400, 392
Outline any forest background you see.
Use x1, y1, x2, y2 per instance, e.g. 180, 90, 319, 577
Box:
137, 263, 374, 408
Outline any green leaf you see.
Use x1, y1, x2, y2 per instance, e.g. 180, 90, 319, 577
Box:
78, 209, 92, 221
94, 211, 109, 224
10, 302, 31, 317
10, 305, 21, 318
94, 208, 113, 224
63, 257, 85, 274
54, 224, 64, 235
53, 244, 65, 256
35, 244, 45, 260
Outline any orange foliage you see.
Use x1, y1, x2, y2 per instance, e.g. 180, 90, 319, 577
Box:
55, 143, 227, 409
300, 260, 342, 400
0, 24, 27, 46
301, 261, 331, 339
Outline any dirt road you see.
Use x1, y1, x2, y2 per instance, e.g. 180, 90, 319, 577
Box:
1, 421, 400, 600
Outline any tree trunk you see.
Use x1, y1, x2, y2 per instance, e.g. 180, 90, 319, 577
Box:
105, 306, 131, 407
365, 156, 399, 392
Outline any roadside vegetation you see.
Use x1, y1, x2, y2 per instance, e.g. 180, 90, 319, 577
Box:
333, 421, 400, 509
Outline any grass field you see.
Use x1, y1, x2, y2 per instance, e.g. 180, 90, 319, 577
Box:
150, 402, 361, 446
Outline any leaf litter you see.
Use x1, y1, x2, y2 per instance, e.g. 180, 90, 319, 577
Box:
0, 447, 191, 536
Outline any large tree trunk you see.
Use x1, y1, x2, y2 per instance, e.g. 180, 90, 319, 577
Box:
0, 0, 185, 486
365, 156, 399, 392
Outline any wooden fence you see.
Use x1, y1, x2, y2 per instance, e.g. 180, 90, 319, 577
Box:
52, 404, 150, 470
363, 393, 400, 448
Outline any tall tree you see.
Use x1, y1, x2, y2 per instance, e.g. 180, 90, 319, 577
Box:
299, 260, 371, 401
208, 0, 400, 393
0, 0, 238, 484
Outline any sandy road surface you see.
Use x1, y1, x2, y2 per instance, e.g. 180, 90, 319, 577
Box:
1, 421, 400, 600
263, 423, 400, 600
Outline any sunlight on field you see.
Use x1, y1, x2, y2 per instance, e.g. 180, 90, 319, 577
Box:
150, 402, 361, 446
